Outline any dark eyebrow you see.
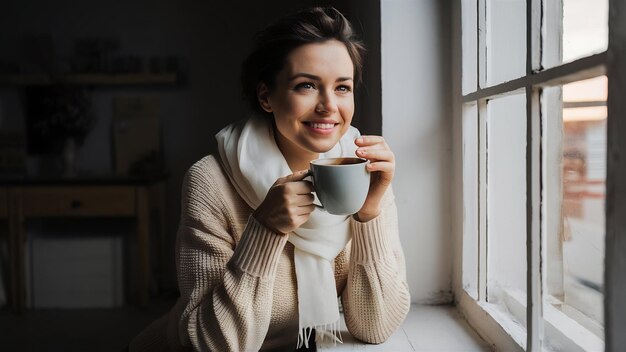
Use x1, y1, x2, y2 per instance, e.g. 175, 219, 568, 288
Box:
288, 73, 353, 83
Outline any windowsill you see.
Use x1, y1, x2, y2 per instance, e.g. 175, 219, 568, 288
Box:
457, 289, 605, 352
504, 289, 605, 352
457, 290, 526, 352
318, 304, 491, 351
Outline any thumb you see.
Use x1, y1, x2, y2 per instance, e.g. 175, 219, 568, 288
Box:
275, 169, 311, 185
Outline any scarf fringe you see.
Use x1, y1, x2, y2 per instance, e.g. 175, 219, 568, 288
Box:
296, 320, 343, 349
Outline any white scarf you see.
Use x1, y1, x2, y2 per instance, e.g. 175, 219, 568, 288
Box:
215, 115, 360, 348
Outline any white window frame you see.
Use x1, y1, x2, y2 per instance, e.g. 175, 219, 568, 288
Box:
452, 0, 626, 351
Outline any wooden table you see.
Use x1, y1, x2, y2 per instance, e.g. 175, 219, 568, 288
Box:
0, 175, 167, 312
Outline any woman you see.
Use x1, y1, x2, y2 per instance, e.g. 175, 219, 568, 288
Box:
130, 7, 410, 351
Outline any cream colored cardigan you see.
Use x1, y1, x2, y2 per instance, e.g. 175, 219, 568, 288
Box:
130, 155, 410, 351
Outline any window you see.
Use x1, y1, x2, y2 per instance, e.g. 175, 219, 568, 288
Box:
545, 75, 607, 335
455, 0, 625, 350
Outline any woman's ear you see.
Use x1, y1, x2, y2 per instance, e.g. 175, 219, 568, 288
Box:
257, 83, 273, 113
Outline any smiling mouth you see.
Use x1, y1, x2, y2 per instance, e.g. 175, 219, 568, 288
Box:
303, 122, 338, 129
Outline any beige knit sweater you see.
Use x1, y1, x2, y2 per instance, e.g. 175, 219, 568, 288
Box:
130, 155, 410, 351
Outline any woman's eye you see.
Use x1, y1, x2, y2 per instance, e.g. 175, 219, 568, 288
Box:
336, 85, 352, 93
295, 82, 315, 90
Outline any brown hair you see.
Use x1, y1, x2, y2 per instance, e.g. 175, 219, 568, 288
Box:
241, 7, 366, 115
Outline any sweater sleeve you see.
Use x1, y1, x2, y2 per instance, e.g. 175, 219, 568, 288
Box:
341, 187, 411, 344
175, 162, 287, 351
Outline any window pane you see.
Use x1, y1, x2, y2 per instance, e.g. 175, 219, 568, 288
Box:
543, 77, 606, 350
486, 0, 526, 86
462, 103, 479, 299
486, 93, 527, 323
462, 0, 477, 95
543, 0, 608, 69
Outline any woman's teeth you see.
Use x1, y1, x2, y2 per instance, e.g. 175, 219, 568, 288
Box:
307, 122, 335, 129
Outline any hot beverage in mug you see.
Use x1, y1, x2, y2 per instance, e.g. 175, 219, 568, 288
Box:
309, 157, 370, 215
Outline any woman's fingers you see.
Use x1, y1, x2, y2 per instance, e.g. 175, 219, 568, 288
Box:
366, 161, 395, 173
352, 135, 397, 220
355, 135, 386, 146
356, 148, 394, 162
293, 193, 315, 206
355, 136, 394, 163
297, 204, 317, 215
276, 169, 310, 185
290, 180, 314, 194
276, 172, 314, 195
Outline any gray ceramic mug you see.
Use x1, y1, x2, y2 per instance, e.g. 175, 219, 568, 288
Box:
309, 157, 370, 215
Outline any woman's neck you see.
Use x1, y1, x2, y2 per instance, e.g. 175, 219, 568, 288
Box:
274, 129, 318, 172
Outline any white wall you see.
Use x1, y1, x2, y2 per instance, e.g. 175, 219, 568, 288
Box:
381, 0, 453, 303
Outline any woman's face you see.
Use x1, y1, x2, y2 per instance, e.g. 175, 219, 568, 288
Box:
259, 39, 355, 161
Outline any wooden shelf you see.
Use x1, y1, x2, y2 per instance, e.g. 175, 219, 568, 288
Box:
0, 73, 178, 86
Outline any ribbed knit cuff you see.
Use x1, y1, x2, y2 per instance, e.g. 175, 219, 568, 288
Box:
350, 214, 393, 264
229, 215, 288, 278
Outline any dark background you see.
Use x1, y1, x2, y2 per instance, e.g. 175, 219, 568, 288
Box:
0, 0, 381, 298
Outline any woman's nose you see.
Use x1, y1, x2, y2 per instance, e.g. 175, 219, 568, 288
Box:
315, 91, 338, 114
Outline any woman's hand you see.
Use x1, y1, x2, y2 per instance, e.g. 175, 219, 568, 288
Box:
252, 170, 316, 235
355, 136, 395, 222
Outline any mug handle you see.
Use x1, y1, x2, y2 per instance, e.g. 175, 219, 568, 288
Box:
306, 169, 325, 211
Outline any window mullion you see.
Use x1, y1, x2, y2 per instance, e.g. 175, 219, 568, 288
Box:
542, 0, 563, 69
529, 0, 542, 73
478, 99, 488, 302
605, 0, 626, 350
462, 52, 607, 103
526, 86, 543, 352
477, 0, 487, 303
478, 0, 487, 89
527, 0, 544, 350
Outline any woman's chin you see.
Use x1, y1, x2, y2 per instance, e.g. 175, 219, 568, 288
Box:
306, 142, 339, 154
297, 132, 346, 155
